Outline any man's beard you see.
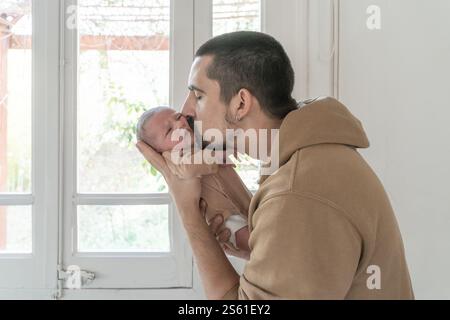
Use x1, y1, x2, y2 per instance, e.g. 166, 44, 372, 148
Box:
186, 115, 228, 151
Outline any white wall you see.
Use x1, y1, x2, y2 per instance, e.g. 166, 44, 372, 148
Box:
336, 0, 450, 299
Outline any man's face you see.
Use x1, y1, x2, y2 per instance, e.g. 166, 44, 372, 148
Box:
181, 56, 231, 139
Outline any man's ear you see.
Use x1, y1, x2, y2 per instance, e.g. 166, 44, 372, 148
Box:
232, 88, 253, 121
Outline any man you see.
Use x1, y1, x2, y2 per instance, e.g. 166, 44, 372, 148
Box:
136, 31, 414, 299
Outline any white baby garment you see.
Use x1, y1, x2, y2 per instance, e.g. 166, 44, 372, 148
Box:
224, 214, 248, 249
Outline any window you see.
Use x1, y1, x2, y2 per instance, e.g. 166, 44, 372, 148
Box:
62, 0, 192, 289
213, 0, 262, 191
0, 0, 32, 253
77, 204, 169, 252
0, 0, 61, 293
77, 0, 169, 194
213, 0, 261, 36
0, 206, 32, 253
76, 0, 170, 253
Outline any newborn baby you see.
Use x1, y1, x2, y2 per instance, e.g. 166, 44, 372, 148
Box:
136, 107, 251, 252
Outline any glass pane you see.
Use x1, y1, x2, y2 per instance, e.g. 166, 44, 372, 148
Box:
233, 154, 260, 191
0, 0, 32, 193
77, 0, 170, 193
0, 206, 32, 253
213, 0, 261, 189
77, 205, 170, 253
213, 0, 261, 36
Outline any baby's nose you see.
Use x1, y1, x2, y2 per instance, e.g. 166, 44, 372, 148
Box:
175, 115, 190, 130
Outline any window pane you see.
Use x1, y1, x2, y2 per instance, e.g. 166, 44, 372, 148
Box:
77, 0, 170, 193
0, 0, 32, 193
0, 206, 32, 253
213, 0, 261, 36
233, 154, 260, 191
77, 205, 170, 253
213, 0, 261, 189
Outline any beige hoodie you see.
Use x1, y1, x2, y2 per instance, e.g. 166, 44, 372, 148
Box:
222, 97, 414, 300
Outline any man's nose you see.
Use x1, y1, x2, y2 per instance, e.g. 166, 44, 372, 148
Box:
181, 93, 196, 118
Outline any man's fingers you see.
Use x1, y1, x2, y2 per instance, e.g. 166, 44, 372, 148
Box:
221, 163, 236, 169
165, 156, 182, 177
136, 141, 168, 174
163, 150, 183, 166
201, 163, 219, 176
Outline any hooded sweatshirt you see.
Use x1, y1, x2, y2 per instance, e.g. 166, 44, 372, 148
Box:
222, 97, 414, 300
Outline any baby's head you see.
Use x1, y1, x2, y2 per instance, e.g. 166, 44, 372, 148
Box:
136, 107, 193, 153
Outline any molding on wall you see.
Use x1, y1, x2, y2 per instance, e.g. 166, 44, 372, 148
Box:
307, 0, 340, 99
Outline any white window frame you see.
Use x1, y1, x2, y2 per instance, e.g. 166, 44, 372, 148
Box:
60, 0, 195, 295
0, 0, 59, 298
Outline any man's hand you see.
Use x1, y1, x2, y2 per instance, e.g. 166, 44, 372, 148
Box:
136, 141, 202, 217
162, 150, 220, 179
137, 142, 241, 299
161, 148, 236, 180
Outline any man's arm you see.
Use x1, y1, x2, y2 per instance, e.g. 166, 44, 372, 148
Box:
180, 202, 240, 300
136, 141, 240, 300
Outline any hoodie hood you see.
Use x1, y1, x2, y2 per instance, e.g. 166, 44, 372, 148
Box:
277, 97, 370, 167
258, 97, 370, 184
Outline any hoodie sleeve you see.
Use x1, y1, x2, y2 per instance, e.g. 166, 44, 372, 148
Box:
221, 193, 362, 300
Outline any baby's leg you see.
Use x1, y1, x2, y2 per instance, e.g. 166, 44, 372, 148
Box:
223, 214, 248, 251
234, 226, 250, 252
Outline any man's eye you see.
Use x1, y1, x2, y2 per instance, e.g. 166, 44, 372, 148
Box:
196, 95, 203, 101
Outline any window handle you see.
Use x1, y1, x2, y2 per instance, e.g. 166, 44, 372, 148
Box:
58, 265, 95, 289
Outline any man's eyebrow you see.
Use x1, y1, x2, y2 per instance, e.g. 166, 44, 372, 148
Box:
188, 85, 206, 94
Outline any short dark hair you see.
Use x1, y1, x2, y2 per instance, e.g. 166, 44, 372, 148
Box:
195, 31, 298, 119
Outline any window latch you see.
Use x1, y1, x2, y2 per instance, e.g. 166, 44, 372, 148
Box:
58, 265, 95, 289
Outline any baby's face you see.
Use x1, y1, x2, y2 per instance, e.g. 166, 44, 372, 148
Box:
143, 108, 193, 153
